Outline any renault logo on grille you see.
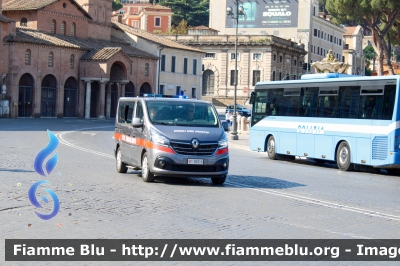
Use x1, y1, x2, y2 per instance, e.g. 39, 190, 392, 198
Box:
192, 139, 199, 149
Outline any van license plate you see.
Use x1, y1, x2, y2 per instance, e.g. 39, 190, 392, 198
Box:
188, 159, 203, 165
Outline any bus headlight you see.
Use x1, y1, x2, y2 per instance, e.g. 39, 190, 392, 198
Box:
218, 133, 228, 149
150, 128, 170, 146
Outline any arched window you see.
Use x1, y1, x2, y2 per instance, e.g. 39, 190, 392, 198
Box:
51, 20, 56, 34
145, 63, 149, 77
20, 18, 27, 27
70, 23, 76, 37
70, 54, 74, 69
48, 52, 54, 67
61, 21, 66, 35
25, 49, 31, 65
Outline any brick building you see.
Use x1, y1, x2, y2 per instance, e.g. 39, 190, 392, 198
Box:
0, 0, 161, 118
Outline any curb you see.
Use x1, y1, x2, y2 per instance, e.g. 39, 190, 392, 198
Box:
228, 141, 252, 151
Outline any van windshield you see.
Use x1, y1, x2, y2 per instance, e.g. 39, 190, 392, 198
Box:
146, 101, 219, 127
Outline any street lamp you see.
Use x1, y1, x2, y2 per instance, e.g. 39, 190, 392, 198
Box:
227, 1, 245, 141
157, 46, 165, 96
297, 31, 310, 74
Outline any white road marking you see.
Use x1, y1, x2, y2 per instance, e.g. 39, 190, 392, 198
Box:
56, 127, 400, 223
226, 180, 400, 221
82, 132, 97, 136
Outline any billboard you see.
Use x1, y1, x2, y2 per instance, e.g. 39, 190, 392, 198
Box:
226, 0, 299, 28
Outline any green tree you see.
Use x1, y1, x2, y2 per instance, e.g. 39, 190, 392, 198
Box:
112, 0, 123, 11
167, 19, 188, 35
159, 0, 209, 27
326, 0, 400, 76
319, 0, 327, 12
364, 45, 377, 74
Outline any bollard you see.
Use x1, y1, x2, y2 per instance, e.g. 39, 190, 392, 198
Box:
237, 114, 242, 133
240, 116, 246, 131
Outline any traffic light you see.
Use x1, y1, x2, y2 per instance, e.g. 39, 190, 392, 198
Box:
302, 63, 310, 70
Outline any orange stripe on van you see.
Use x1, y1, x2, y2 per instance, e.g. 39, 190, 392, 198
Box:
114, 132, 174, 154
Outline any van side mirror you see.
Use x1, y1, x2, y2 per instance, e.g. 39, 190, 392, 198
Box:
249, 92, 255, 105
131, 117, 143, 128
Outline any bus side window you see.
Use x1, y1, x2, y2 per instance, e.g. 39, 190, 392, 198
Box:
339, 86, 360, 118
382, 85, 396, 120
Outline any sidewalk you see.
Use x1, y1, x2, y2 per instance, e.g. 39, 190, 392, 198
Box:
227, 131, 251, 151
217, 107, 251, 151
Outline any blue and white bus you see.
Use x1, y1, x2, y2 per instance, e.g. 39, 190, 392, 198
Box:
249, 73, 400, 173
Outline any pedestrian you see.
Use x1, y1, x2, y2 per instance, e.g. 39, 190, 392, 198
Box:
225, 110, 232, 128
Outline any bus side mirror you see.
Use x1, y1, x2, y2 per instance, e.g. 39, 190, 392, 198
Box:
249, 92, 255, 105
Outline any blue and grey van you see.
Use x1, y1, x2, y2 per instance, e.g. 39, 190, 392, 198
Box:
114, 97, 229, 184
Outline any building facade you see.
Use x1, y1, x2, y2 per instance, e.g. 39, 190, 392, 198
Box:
0, 0, 199, 118
209, 0, 345, 69
113, 22, 205, 99
165, 34, 306, 102
342, 26, 365, 75
118, 0, 172, 33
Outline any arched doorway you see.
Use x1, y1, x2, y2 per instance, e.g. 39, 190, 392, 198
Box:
125, 82, 135, 97
140, 82, 152, 95
110, 63, 126, 80
64, 77, 78, 117
18, 73, 34, 117
108, 62, 127, 118
202, 70, 215, 95
41, 75, 57, 117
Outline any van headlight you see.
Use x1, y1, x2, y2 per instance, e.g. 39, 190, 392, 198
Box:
150, 128, 170, 146
218, 133, 228, 149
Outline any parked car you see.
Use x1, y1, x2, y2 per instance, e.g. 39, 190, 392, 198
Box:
219, 115, 229, 131
225, 104, 252, 117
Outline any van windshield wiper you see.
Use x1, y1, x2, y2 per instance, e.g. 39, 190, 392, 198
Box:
153, 122, 173, 126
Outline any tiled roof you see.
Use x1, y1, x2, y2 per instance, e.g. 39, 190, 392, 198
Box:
112, 22, 205, 54
6, 27, 159, 61
188, 25, 218, 31
0, 14, 14, 23
81, 47, 124, 61
3, 0, 92, 19
143, 4, 171, 10
344, 26, 357, 36
3, 0, 58, 10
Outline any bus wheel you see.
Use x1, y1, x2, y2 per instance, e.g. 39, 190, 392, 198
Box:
267, 136, 277, 160
336, 142, 352, 171
116, 147, 128, 173
141, 152, 155, 182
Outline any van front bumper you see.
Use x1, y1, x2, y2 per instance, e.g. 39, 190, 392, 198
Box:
150, 155, 229, 177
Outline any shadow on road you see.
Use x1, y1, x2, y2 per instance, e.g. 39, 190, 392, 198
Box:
0, 168, 35, 173
126, 170, 305, 189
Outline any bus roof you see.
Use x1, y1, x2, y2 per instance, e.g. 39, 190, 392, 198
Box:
255, 74, 399, 87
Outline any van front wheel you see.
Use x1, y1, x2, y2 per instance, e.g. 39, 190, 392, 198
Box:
116, 147, 128, 173
141, 152, 155, 182
211, 175, 226, 185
